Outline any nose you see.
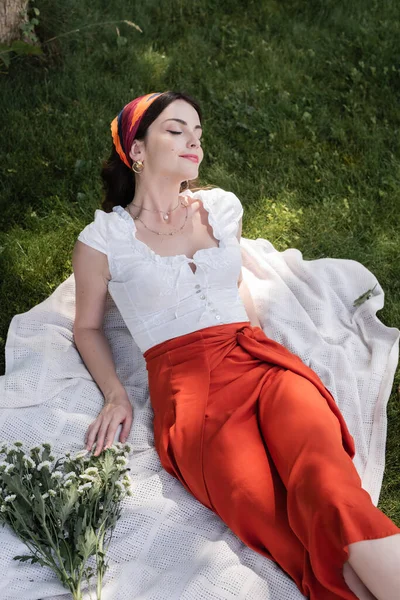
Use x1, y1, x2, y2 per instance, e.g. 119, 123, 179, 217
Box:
187, 132, 201, 149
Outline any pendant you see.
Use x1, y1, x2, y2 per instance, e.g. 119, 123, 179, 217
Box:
163, 213, 169, 221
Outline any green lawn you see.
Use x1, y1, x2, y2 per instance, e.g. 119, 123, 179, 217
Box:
0, 0, 399, 522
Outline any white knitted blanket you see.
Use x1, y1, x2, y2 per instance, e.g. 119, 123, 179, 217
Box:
0, 236, 398, 600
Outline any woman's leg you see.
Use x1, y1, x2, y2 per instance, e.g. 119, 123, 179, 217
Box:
343, 562, 377, 600
346, 535, 400, 600
256, 369, 400, 598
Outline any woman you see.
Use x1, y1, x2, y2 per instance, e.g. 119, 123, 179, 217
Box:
73, 90, 400, 600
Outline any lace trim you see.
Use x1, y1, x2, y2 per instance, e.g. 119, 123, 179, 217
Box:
112, 189, 228, 266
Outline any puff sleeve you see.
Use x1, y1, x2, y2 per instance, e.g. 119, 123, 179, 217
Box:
212, 188, 244, 238
77, 209, 108, 255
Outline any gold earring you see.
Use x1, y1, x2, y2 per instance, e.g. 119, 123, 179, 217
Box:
132, 160, 144, 174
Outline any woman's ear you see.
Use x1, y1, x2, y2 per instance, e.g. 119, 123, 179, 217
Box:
129, 139, 144, 163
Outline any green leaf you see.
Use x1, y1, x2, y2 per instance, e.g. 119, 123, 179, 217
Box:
9, 40, 43, 56
76, 525, 98, 560
58, 538, 71, 567
33, 487, 46, 520
0, 52, 10, 68
1, 472, 30, 505
13, 554, 34, 562
40, 447, 51, 462
57, 486, 79, 526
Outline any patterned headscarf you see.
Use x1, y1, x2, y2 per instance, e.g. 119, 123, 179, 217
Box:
110, 92, 164, 169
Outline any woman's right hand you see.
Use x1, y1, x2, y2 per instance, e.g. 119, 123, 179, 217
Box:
84, 388, 133, 456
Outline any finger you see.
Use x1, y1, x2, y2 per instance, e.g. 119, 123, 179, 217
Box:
93, 422, 110, 456
94, 418, 121, 455
86, 420, 102, 451
103, 419, 124, 450
84, 425, 93, 446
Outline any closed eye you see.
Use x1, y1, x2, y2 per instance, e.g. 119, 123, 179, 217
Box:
167, 130, 202, 140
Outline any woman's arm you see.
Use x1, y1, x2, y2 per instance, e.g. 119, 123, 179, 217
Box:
238, 278, 262, 329
236, 218, 262, 329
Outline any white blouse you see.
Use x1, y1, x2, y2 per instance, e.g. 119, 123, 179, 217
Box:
76, 187, 249, 353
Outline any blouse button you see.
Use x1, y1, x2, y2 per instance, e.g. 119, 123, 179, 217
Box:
200, 294, 206, 300
215, 314, 221, 320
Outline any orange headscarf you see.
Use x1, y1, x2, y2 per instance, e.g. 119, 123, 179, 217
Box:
110, 92, 164, 168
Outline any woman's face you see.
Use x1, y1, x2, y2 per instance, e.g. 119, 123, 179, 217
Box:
129, 99, 204, 182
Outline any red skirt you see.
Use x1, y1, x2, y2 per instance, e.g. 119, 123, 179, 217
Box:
143, 321, 400, 599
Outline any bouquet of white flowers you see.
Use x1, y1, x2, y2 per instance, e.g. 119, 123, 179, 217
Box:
0, 440, 133, 600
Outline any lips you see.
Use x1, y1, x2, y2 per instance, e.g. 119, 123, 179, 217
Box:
180, 155, 199, 163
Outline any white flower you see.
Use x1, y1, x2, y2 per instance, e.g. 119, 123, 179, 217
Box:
74, 450, 89, 460
48, 490, 57, 497
79, 474, 96, 482
63, 479, 73, 488
121, 477, 131, 489
51, 471, 63, 480
116, 456, 128, 467
63, 472, 77, 481
77, 482, 92, 493
84, 467, 99, 476
115, 481, 124, 491
41, 493, 49, 500
5, 494, 16, 503
37, 461, 52, 472
0, 505, 7, 512
4, 464, 15, 474
24, 473, 33, 481
0, 461, 8, 470
22, 455, 36, 468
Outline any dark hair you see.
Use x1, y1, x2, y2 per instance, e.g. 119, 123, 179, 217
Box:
100, 91, 216, 214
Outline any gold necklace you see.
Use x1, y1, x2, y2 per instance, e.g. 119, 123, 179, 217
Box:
129, 196, 187, 221
127, 200, 189, 236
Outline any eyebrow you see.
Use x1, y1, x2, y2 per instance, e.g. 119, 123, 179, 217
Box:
162, 118, 202, 130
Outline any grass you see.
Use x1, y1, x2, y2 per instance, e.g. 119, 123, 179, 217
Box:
0, 0, 399, 523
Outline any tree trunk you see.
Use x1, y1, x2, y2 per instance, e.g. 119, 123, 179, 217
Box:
0, 0, 29, 44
